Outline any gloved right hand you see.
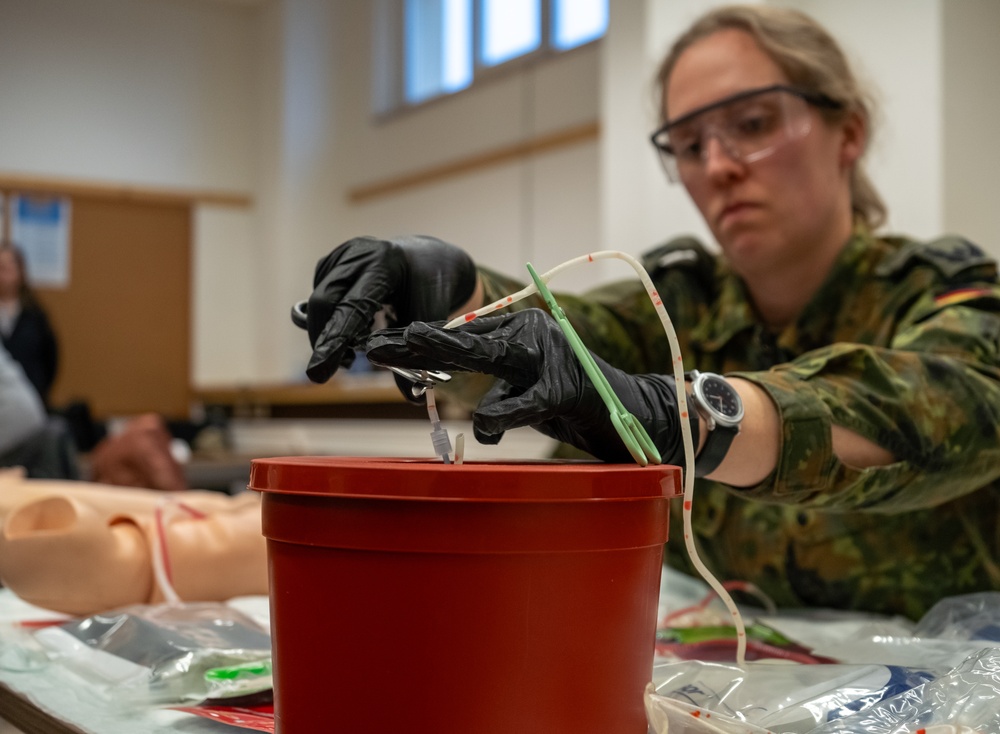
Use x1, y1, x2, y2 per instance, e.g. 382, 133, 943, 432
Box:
367, 309, 697, 465
301, 235, 477, 383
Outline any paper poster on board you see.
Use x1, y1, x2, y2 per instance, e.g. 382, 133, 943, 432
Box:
9, 194, 72, 288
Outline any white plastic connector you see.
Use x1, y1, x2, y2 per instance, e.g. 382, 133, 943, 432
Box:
425, 387, 453, 463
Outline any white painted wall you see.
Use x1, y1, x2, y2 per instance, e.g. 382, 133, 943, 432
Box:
0, 0, 257, 189
0, 0, 264, 387
942, 0, 1000, 252
1, 0, 998, 395
602, 0, 722, 264
785, 0, 944, 239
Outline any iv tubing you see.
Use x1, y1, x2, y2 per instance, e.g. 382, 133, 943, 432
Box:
445, 249, 748, 666
150, 500, 207, 606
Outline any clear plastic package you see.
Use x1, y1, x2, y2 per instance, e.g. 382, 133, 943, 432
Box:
32, 601, 272, 707
913, 593, 1000, 643
646, 658, 938, 733
645, 592, 1000, 734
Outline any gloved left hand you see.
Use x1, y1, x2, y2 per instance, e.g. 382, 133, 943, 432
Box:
366, 309, 694, 464
302, 235, 477, 384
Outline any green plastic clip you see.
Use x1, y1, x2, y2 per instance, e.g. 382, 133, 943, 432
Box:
526, 263, 661, 467
204, 658, 272, 682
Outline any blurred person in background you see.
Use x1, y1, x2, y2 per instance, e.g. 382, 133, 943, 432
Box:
0, 241, 59, 408
0, 338, 185, 490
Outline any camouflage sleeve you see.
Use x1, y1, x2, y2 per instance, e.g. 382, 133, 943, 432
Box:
733, 266, 1000, 513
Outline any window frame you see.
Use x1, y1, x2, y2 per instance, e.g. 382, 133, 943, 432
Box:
373, 0, 605, 118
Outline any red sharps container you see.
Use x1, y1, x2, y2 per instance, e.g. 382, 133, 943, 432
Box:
250, 457, 681, 734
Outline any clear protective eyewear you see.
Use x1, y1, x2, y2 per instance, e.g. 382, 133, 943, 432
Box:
650, 84, 842, 183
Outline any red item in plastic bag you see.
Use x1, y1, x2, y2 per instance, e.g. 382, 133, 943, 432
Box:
171, 703, 274, 732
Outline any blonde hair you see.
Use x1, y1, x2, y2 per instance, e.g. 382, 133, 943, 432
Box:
655, 5, 886, 230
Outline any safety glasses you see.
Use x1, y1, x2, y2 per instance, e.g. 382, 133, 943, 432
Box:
650, 84, 842, 183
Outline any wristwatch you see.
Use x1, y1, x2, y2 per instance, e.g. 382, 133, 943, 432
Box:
687, 370, 744, 477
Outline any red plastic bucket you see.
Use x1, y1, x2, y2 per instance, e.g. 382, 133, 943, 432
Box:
250, 457, 681, 734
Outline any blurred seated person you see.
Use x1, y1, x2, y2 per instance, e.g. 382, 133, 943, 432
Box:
89, 413, 189, 492
0, 241, 59, 408
0, 340, 48, 467
0, 342, 186, 491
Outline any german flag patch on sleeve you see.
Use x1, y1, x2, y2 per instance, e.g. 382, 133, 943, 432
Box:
934, 287, 996, 307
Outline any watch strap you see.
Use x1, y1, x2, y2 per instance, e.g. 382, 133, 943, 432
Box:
694, 423, 738, 477
686, 370, 742, 478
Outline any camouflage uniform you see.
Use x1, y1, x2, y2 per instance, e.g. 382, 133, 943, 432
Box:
457, 230, 1000, 620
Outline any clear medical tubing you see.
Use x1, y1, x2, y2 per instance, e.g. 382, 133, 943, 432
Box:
444, 250, 748, 666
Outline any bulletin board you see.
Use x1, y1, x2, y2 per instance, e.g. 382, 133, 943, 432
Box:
34, 196, 193, 419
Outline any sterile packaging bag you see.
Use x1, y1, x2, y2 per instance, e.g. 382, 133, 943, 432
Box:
912, 592, 1000, 642
645, 592, 1000, 734
810, 648, 1000, 733
645, 659, 939, 733
30, 601, 272, 708
764, 594, 1000, 671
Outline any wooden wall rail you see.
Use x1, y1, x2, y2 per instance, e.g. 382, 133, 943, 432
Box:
0, 172, 252, 208
194, 376, 406, 408
348, 120, 600, 204
3, 120, 599, 209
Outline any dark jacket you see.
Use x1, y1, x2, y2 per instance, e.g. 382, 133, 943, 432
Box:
3, 303, 59, 407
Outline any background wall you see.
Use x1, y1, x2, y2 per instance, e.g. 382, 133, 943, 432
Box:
1, 0, 998, 409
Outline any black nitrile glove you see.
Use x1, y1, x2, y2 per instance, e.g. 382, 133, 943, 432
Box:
366, 309, 695, 464
303, 235, 477, 383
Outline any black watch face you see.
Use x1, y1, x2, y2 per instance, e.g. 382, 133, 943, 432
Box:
702, 377, 741, 419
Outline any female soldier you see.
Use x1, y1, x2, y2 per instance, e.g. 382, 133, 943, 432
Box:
302, 5, 1000, 619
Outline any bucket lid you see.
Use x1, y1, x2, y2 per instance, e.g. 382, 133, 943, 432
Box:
249, 457, 681, 502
